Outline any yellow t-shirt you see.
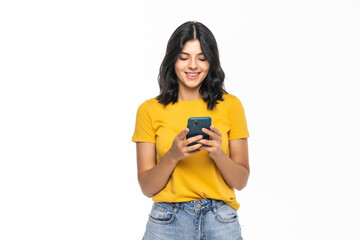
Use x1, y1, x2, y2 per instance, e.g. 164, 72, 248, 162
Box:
131, 93, 249, 210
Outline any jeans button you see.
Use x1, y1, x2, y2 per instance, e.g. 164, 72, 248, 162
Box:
196, 203, 201, 208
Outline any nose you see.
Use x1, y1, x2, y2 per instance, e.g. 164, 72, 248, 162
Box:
188, 58, 198, 70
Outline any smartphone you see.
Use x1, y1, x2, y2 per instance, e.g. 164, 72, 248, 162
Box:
186, 117, 212, 146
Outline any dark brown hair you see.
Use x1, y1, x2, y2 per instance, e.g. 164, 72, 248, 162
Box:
156, 21, 227, 110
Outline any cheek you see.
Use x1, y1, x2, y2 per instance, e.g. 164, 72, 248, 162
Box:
201, 66, 210, 77
200, 62, 210, 72
174, 67, 183, 79
174, 63, 186, 76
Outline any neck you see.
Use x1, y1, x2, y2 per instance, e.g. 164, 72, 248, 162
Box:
178, 91, 202, 101
178, 85, 202, 101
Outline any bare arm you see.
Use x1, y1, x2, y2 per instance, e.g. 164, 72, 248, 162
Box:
136, 142, 178, 197
212, 139, 249, 190
136, 129, 203, 197
198, 126, 250, 191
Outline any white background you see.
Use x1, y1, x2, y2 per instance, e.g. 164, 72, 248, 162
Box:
1, 0, 359, 239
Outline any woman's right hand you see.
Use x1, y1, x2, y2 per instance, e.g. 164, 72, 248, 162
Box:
167, 128, 203, 162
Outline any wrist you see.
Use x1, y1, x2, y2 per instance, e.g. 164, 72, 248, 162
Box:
210, 149, 225, 161
163, 151, 178, 166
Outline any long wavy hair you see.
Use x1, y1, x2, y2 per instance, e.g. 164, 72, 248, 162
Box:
156, 21, 227, 110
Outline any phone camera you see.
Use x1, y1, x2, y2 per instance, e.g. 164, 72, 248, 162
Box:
190, 120, 198, 126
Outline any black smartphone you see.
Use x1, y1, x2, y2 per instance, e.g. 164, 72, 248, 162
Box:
186, 117, 212, 146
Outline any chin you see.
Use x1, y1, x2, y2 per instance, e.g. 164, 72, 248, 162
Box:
184, 81, 203, 89
182, 76, 205, 87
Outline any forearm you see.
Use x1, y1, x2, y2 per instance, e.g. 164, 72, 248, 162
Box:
212, 151, 249, 191
138, 152, 177, 198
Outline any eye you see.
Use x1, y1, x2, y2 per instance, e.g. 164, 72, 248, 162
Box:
179, 57, 189, 60
198, 58, 207, 61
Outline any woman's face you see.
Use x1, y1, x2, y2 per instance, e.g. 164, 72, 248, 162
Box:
174, 39, 210, 91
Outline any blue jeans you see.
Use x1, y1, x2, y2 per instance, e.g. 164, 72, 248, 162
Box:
143, 199, 243, 240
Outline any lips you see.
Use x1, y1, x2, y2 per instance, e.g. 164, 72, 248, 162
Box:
185, 72, 200, 79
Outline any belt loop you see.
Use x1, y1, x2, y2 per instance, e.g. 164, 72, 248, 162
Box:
174, 202, 180, 212
211, 199, 217, 213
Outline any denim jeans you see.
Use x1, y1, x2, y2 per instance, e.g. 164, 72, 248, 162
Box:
142, 199, 243, 240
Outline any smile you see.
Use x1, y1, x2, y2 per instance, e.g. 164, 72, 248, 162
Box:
185, 72, 200, 79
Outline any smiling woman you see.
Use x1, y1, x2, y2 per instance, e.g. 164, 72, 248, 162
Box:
132, 21, 249, 240
175, 40, 210, 100
157, 21, 226, 110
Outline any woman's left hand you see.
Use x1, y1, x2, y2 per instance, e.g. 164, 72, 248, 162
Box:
197, 125, 223, 159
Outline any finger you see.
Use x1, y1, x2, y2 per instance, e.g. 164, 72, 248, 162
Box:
201, 127, 216, 138
199, 145, 212, 152
185, 134, 203, 145
187, 143, 203, 152
176, 128, 189, 140
197, 139, 212, 146
187, 148, 201, 156
210, 125, 222, 137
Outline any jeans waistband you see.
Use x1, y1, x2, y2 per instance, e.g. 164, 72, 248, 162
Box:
161, 199, 226, 213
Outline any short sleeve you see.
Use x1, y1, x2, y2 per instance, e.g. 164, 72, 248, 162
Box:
228, 96, 250, 140
131, 101, 156, 143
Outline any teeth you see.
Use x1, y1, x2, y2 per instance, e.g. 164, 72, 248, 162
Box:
187, 73, 199, 76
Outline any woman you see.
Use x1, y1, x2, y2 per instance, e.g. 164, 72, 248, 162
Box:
132, 21, 249, 240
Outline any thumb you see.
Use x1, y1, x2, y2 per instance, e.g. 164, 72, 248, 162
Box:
176, 128, 189, 140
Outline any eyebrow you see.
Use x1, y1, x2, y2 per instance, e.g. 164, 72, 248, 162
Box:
179, 52, 205, 56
